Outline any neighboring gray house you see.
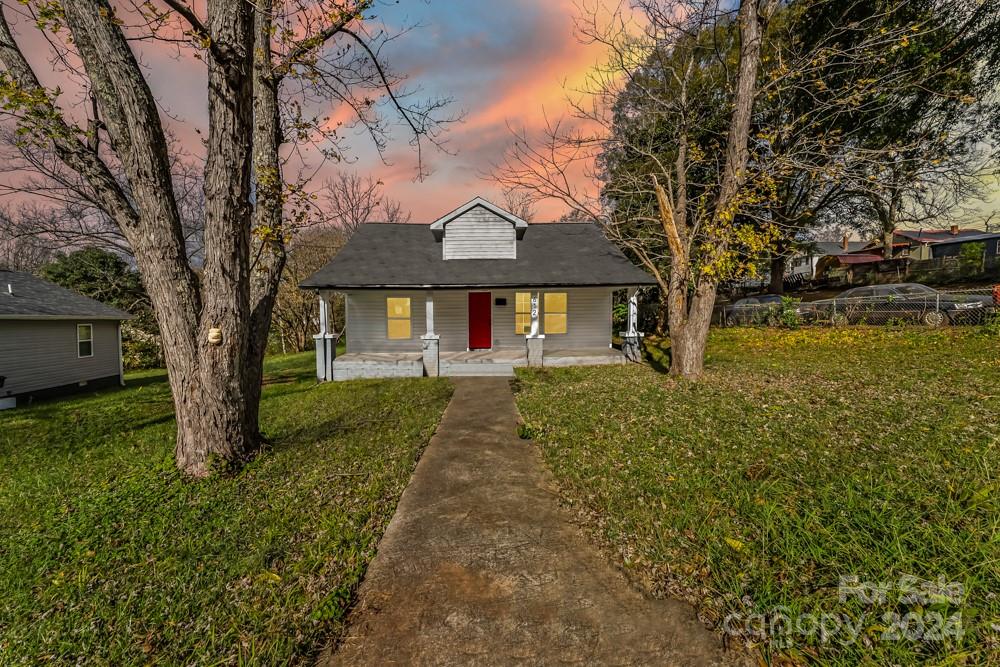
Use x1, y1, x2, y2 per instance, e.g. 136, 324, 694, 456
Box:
0, 270, 131, 408
301, 197, 655, 379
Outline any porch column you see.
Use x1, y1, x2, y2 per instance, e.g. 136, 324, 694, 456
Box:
620, 287, 643, 363
526, 291, 544, 367
420, 290, 440, 377
425, 290, 435, 335
313, 291, 337, 382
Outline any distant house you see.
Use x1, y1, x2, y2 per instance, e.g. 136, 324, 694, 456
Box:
812, 226, 1000, 285
300, 197, 655, 380
0, 271, 132, 408
792, 236, 869, 280
872, 226, 1000, 260
914, 231, 1000, 260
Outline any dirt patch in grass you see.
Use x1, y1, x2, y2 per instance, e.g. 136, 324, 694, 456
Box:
514, 327, 1000, 665
0, 352, 452, 665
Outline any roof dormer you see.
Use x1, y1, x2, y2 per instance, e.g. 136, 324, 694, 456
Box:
429, 196, 528, 260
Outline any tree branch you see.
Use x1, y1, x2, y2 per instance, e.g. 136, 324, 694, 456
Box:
278, 4, 365, 75
339, 26, 426, 171
161, 0, 209, 41
0, 5, 138, 228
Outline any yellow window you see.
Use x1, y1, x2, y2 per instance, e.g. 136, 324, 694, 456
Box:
544, 292, 567, 334
515, 292, 531, 334
386, 297, 411, 339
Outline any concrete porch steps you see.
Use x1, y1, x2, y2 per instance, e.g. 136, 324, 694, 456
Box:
438, 349, 524, 377
439, 362, 515, 377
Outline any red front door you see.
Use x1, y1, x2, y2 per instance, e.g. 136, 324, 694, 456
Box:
468, 292, 492, 349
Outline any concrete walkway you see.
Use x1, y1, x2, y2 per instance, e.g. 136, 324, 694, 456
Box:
320, 378, 744, 666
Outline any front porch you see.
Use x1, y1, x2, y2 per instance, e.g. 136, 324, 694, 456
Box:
330, 347, 627, 380
312, 286, 643, 381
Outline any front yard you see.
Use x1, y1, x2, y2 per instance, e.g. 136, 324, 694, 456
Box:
0, 352, 452, 665
515, 328, 1000, 665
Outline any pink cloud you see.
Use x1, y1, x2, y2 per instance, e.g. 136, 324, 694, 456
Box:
3, 0, 618, 223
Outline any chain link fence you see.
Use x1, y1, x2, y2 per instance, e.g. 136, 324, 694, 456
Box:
717, 285, 1000, 328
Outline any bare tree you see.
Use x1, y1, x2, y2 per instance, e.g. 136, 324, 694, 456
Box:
380, 197, 410, 226
501, 188, 537, 222
0, 148, 206, 261
272, 228, 346, 353
314, 171, 411, 237
0, 206, 52, 271
0, 0, 449, 476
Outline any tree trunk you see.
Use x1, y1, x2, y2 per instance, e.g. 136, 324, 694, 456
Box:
241, 0, 287, 446
882, 228, 894, 259
659, 0, 770, 380
668, 282, 717, 378
52, 0, 262, 477
173, 0, 259, 476
769, 254, 786, 294
714, 0, 770, 212
655, 293, 669, 335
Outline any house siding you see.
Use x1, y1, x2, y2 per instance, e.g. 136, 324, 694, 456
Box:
345, 287, 614, 353
0, 320, 121, 397
930, 237, 1000, 259
442, 206, 516, 260
346, 291, 427, 353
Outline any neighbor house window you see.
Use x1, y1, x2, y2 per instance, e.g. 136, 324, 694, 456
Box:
515, 292, 531, 334
544, 292, 567, 334
77, 324, 93, 358
386, 297, 411, 339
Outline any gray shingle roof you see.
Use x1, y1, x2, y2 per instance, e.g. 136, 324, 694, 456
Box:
895, 228, 991, 243
811, 241, 868, 256
924, 231, 1000, 246
0, 271, 132, 319
300, 223, 657, 289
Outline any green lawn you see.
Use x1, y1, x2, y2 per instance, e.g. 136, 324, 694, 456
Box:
515, 327, 1000, 665
0, 352, 452, 665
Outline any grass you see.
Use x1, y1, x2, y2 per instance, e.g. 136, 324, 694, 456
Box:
514, 327, 1000, 665
0, 351, 452, 665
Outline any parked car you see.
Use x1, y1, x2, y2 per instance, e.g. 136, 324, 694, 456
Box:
723, 294, 813, 325
806, 283, 994, 326
722, 295, 782, 325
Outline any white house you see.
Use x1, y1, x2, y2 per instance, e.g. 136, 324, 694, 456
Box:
300, 197, 655, 379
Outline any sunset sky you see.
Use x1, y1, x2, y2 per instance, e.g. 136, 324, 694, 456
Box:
333, 0, 610, 221
1, 0, 613, 222
360, 0, 999, 225
7, 0, 997, 226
